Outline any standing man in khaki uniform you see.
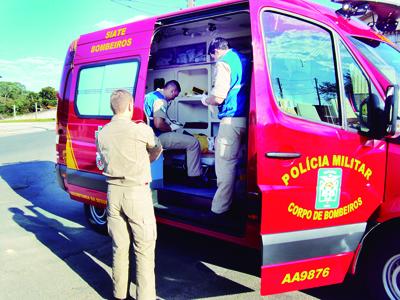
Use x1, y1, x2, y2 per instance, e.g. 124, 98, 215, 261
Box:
202, 37, 250, 215
96, 89, 162, 300
144, 80, 203, 183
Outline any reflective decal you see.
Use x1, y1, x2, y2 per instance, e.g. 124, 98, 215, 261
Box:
280, 154, 372, 221
281, 267, 330, 284
96, 152, 104, 171
281, 154, 373, 186
316, 168, 342, 210
70, 191, 106, 205
66, 127, 78, 170
95, 126, 104, 171
90, 27, 132, 53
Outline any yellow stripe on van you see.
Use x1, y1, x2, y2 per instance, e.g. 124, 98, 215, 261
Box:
66, 127, 78, 170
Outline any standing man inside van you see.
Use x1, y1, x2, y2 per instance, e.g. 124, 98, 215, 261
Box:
144, 80, 203, 184
202, 37, 250, 215
96, 89, 162, 300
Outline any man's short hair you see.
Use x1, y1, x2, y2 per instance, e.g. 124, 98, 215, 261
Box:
208, 37, 230, 55
110, 89, 133, 114
164, 80, 181, 93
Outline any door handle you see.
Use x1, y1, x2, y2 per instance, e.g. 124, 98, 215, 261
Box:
265, 152, 301, 159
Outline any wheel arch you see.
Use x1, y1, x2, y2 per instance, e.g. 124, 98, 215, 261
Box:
353, 217, 400, 275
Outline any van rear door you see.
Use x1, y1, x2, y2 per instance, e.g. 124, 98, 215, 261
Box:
65, 18, 156, 195
249, 0, 387, 295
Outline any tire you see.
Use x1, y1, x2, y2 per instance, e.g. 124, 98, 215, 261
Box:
359, 239, 400, 300
84, 204, 108, 234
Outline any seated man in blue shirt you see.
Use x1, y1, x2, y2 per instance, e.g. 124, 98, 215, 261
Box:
144, 80, 203, 183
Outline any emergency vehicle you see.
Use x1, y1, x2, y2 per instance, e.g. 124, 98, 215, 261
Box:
55, 0, 400, 298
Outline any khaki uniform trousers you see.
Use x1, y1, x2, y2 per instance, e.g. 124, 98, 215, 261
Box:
107, 184, 157, 300
211, 117, 246, 214
159, 131, 202, 177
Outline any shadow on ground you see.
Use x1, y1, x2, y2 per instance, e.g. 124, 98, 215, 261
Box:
1, 161, 259, 299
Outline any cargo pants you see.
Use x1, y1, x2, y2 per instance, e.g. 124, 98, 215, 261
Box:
107, 184, 157, 300
159, 131, 202, 177
211, 117, 246, 214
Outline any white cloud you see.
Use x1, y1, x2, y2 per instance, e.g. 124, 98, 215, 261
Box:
95, 15, 148, 29
95, 20, 118, 29
0, 57, 63, 92
123, 15, 148, 23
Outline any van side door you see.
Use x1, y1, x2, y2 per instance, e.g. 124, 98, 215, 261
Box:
249, 1, 387, 295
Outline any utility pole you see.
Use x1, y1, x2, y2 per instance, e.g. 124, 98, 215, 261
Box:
187, 0, 194, 8
276, 78, 284, 99
314, 77, 321, 106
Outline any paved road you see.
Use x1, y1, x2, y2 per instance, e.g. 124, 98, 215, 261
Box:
0, 122, 359, 299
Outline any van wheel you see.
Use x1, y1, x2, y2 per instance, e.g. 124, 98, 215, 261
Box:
359, 239, 400, 300
84, 204, 107, 234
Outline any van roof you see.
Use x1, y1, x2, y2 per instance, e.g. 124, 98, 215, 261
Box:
77, 0, 381, 49
155, 0, 378, 40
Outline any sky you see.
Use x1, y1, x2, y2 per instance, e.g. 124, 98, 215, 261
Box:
0, 0, 339, 92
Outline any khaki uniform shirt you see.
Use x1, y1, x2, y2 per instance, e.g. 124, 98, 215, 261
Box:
211, 59, 231, 100
96, 115, 161, 186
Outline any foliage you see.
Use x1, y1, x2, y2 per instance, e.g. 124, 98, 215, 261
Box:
318, 81, 337, 101
0, 82, 58, 117
39, 87, 58, 108
0, 81, 26, 101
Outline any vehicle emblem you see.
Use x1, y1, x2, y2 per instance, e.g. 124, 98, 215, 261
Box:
315, 168, 342, 209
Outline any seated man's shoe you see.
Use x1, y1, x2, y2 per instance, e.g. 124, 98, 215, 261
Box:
186, 175, 206, 188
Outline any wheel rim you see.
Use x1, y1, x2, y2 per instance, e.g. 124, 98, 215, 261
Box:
89, 205, 107, 225
383, 254, 400, 300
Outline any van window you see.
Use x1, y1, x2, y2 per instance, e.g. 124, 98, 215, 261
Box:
76, 61, 139, 117
339, 42, 372, 130
262, 12, 340, 125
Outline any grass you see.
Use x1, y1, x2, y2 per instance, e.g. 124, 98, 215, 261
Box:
0, 118, 55, 123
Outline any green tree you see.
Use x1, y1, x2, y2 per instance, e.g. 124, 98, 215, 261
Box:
0, 82, 26, 101
38, 86, 57, 108
26, 91, 40, 112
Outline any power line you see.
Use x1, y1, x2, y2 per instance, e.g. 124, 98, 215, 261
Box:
110, 0, 152, 14
110, 0, 183, 14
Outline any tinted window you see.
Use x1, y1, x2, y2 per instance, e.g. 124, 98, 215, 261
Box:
350, 36, 400, 85
339, 42, 372, 129
76, 61, 139, 117
263, 12, 340, 125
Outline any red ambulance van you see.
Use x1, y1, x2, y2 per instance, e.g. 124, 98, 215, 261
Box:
55, 0, 400, 298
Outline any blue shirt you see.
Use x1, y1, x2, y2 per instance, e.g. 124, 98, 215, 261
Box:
144, 90, 167, 136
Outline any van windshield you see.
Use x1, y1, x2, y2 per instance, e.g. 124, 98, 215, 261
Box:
349, 36, 400, 85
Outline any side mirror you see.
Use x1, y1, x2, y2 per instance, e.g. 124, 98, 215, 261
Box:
359, 93, 386, 139
384, 85, 399, 136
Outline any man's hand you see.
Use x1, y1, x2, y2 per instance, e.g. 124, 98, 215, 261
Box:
201, 94, 208, 106
148, 140, 163, 162
170, 123, 182, 131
